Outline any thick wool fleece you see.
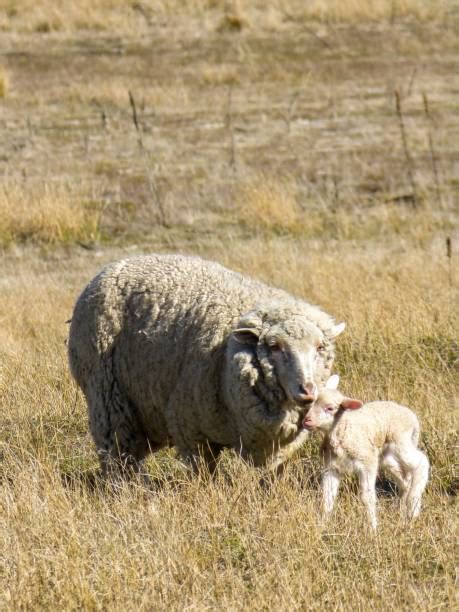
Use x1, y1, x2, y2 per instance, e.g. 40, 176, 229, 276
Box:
68, 254, 341, 471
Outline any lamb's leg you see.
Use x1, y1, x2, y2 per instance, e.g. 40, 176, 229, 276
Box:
322, 468, 341, 517
85, 374, 150, 481
398, 448, 430, 520
357, 463, 378, 530
381, 451, 411, 512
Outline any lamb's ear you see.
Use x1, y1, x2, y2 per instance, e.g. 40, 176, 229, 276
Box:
340, 397, 364, 410
232, 328, 260, 346
329, 322, 346, 338
325, 374, 340, 390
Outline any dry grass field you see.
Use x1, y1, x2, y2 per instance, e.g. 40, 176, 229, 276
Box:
1, 1, 458, 609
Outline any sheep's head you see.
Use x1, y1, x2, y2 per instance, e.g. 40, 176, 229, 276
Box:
231, 302, 346, 408
302, 375, 363, 432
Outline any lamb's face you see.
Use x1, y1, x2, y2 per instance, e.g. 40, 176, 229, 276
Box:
302, 378, 364, 432
302, 389, 344, 432
231, 311, 345, 409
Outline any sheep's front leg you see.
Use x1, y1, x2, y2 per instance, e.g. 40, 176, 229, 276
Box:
180, 442, 223, 478
322, 468, 341, 517
357, 464, 378, 530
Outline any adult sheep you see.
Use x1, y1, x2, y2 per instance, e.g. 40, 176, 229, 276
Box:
68, 253, 345, 477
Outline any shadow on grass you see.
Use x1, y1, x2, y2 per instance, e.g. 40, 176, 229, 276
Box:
60, 459, 458, 499
60, 468, 190, 496
60, 469, 101, 493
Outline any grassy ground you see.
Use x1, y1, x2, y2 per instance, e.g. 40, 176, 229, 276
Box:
0, 2, 458, 609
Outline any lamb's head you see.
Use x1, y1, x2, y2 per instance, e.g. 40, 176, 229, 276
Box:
230, 302, 346, 409
302, 375, 363, 432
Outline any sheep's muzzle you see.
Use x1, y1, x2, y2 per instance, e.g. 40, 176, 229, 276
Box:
294, 393, 315, 406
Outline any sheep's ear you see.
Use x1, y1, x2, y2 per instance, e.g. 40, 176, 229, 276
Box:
232, 328, 259, 345
329, 322, 346, 338
325, 374, 340, 390
340, 397, 364, 410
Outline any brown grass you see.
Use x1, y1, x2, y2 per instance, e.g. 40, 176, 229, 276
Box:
236, 176, 301, 232
32, 79, 192, 112
1, 243, 457, 609
0, 4, 458, 610
0, 0, 449, 33
0, 182, 102, 246
297, 0, 447, 22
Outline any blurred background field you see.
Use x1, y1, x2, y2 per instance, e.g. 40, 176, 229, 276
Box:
0, 1, 457, 609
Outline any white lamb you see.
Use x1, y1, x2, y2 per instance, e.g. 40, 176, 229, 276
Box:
302, 375, 429, 529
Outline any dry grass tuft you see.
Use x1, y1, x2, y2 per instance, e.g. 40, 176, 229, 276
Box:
0, 65, 9, 97
201, 64, 240, 86
236, 176, 301, 233
0, 182, 102, 246
218, 1, 248, 32
59, 81, 191, 110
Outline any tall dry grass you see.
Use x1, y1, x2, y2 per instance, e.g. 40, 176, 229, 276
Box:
234, 174, 453, 244
1, 237, 456, 609
0, 182, 102, 246
236, 176, 301, 232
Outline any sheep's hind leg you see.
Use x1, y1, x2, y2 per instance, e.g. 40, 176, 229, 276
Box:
98, 433, 150, 483
86, 375, 150, 482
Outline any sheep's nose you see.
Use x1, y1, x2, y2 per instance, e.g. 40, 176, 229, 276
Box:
295, 384, 316, 405
301, 382, 317, 396
297, 383, 317, 403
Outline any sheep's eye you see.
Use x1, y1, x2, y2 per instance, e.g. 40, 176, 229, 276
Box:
317, 344, 325, 353
325, 405, 335, 413
269, 343, 283, 353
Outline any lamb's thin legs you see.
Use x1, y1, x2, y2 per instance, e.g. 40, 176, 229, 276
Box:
322, 468, 341, 516
381, 451, 411, 513
357, 463, 378, 530
397, 448, 429, 519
